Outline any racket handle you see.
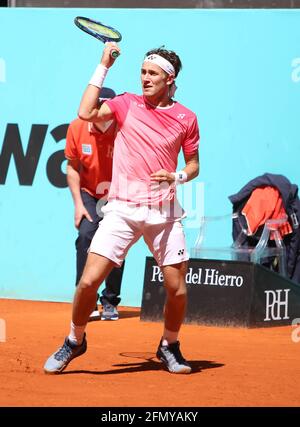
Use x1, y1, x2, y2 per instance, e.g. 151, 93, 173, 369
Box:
111, 50, 119, 59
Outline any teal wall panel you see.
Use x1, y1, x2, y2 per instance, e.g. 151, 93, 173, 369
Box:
1, 8, 300, 305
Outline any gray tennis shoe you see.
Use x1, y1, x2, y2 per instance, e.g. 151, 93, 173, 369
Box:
101, 303, 119, 321
44, 334, 87, 374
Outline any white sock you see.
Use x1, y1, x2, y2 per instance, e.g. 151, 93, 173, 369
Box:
68, 321, 86, 345
162, 329, 179, 346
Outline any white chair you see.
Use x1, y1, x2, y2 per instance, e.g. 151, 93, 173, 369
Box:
191, 213, 288, 277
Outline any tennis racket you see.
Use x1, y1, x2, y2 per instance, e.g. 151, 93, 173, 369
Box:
74, 16, 122, 58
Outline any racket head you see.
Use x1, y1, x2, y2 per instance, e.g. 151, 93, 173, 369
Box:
74, 16, 122, 44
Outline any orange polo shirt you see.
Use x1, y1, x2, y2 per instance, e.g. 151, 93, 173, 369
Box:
65, 118, 116, 199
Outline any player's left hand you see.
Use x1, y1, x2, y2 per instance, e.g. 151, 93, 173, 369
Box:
101, 42, 121, 68
150, 169, 175, 184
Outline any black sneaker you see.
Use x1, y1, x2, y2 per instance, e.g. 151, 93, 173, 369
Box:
44, 333, 87, 374
156, 339, 192, 374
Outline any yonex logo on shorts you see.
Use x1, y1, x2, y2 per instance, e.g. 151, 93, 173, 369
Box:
178, 249, 184, 255
82, 144, 92, 155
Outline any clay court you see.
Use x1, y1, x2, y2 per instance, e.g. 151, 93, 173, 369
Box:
0, 298, 299, 408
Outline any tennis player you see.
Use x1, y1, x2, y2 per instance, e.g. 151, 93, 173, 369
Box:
44, 42, 200, 374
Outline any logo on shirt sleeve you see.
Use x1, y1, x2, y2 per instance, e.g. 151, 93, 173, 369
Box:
82, 144, 92, 155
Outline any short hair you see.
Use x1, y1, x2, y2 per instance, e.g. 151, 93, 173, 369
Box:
144, 46, 182, 77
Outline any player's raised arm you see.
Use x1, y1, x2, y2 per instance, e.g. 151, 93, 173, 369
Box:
78, 42, 120, 123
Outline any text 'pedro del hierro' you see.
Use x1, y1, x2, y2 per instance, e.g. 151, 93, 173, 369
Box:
151, 266, 244, 287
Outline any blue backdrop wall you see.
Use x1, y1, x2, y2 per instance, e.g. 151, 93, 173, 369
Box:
1, 8, 300, 305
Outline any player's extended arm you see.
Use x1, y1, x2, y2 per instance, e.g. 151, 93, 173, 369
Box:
78, 42, 120, 123
67, 159, 93, 228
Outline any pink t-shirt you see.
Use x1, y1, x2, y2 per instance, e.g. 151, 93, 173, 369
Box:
106, 92, 199, 204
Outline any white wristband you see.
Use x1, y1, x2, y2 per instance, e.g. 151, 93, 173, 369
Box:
89, 64, 108, 88
172, 170, 188, 185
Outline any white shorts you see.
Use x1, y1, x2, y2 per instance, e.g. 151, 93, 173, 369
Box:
89, 200, 189, 267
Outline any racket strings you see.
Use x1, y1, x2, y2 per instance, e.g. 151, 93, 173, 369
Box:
78, 19, 119, 40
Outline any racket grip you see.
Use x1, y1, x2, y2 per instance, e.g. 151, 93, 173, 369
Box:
111, 50, 119, 59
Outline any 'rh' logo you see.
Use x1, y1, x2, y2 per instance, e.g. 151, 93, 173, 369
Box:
264, 289, 290, 321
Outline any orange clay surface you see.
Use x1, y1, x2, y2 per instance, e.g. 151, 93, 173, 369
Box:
0, 298, 300, 407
